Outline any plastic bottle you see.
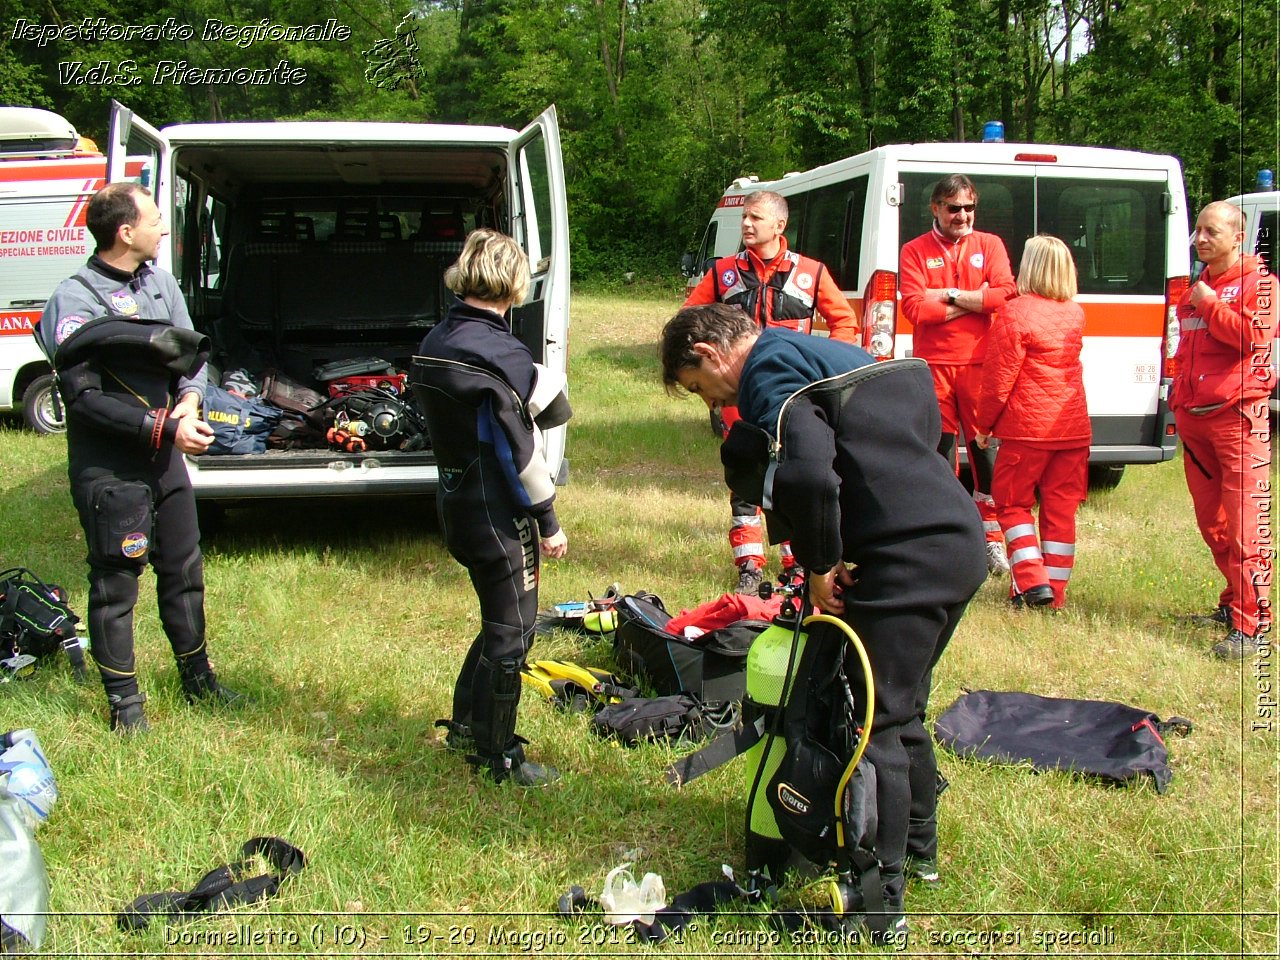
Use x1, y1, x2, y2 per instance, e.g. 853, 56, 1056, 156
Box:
0, 729, 58, 830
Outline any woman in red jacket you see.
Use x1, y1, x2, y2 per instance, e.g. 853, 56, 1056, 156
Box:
974, 235, 1091, 609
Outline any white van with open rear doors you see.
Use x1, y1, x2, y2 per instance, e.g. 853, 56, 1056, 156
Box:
102, 100, 570, 506
685, 129, 1191, 487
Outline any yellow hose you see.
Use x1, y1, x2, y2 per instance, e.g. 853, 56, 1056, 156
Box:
802, 613, 874, 851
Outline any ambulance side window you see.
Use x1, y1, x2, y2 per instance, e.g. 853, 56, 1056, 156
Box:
695, 221, 718, 274
797, 177, 868, 290
1037, 179, 1165, 295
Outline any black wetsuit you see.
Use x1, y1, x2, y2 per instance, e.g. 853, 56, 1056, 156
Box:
40, 257, 211, 700
412, 301, 570, 761
726, 327, 988, 909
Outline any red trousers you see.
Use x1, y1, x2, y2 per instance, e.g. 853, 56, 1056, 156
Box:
930, 362, 1001, 543
722, 404, 794, 570
990, 441, 1089, 608
1176, 401, 1272, 637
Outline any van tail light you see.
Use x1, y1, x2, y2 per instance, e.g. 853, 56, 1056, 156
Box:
864, 270, 898, 359
1162, 276, 1188, 380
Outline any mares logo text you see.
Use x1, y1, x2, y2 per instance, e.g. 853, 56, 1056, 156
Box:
513, 517, 537, 592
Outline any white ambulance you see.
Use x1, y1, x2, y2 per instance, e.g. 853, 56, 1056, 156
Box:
0, 107, 105, 433
684, 136, 1191, 487
99, 100, 570, 505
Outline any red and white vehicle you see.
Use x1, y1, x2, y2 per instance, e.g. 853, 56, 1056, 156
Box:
0, 107, 115, 433
684, 136, 1192, 487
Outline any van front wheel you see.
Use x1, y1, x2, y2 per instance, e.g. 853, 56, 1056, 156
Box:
22, 374, 66, 435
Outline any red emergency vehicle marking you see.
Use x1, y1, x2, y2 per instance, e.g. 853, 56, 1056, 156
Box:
0, 311, 39, 336
890, 300, 1162, 339
0, 161, 107, 182
63, 180, 99, 228
717, 195, 747, 208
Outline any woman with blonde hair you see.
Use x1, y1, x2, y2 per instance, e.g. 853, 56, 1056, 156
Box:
411, 228, 570, 785
974, 234, 1090, 609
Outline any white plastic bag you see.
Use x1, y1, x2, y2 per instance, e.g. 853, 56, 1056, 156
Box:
599, 863, 666, 925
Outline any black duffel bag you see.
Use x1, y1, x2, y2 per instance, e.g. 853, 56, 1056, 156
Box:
613, 592, 763, 704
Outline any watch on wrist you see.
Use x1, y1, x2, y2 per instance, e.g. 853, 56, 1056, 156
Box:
945, 288, 961, 305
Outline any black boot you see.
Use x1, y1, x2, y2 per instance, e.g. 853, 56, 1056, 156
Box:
468, 656, 559, 786
470, 738, 560, 787
178, 661, 244, 706
108, 692, 150, 735
869, 861, 908, 946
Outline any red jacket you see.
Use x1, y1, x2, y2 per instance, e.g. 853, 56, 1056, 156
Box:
684, 237, 860, 343
900, 228, 1016, 364
975, 293, 1091, 446
1172, 254, 1275, 413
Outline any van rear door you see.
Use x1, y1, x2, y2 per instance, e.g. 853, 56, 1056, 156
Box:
509, 106, 570, 481
106, 102, 169, 258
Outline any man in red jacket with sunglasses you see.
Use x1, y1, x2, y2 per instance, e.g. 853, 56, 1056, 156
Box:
1173, 200, 1275, 660
900, 175, 1017, 578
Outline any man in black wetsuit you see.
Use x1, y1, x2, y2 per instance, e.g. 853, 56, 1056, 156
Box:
38, 182, 241, 733
660, 302, 987, 934
412, 229, 571, 787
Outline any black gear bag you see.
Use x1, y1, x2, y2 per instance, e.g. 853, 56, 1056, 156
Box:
613, 592, 762, 704
0, 568, 87, 683
934, 689, 1193, 793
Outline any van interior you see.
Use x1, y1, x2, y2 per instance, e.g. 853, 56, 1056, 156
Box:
171, 142, 514, 458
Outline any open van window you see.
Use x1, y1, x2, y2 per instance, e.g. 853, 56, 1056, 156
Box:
104, 101, 570, 504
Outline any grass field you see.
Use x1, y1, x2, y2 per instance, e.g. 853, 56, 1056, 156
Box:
0, 289, 1276, 957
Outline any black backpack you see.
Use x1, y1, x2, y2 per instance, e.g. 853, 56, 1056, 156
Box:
0, 568, 87, 682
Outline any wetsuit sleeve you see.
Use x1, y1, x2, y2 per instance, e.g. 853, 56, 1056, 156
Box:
37, 278, 96, 360
161, 273, 206, 401
815, 268, 859, 343
683, 269, 718, 307
768, 400, 842, 574
975, 306, 1026, 434
59, 359, 179, 450
899, 238, 948, 327
487, 390, 561, 538
980, 236, 1016, 313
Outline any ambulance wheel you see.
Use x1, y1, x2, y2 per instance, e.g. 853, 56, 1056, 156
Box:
22, 374, 66, 435
1087, 464, 1125, 490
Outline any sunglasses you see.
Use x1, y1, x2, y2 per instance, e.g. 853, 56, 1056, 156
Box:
944, 203, 977, 214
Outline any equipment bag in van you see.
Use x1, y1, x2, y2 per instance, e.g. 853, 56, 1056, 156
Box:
613, 593, 763, 704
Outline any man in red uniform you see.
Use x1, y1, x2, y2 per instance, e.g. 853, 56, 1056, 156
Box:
900, 174, 1017, 578
1174, 201, 1275, 660
684, 190, 859, 594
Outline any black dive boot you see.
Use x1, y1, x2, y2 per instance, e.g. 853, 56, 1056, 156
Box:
468, 655, 560, 787
868, 861, 908, 946
178, 661, 245, 706
478, 737, 561, 787
108, 692, 150, 735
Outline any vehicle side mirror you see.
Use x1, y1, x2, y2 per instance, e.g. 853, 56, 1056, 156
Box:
678, 251, 697, 277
